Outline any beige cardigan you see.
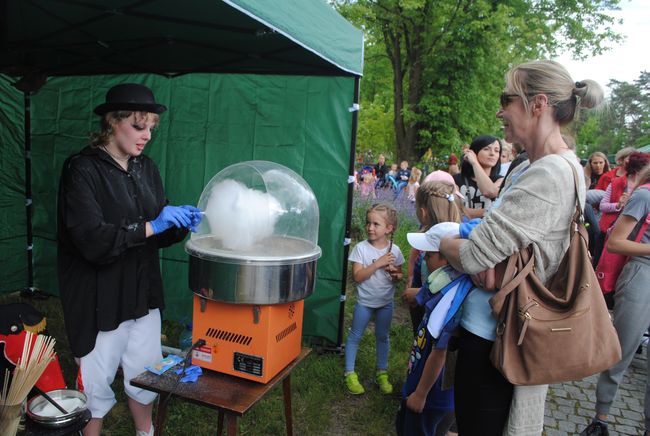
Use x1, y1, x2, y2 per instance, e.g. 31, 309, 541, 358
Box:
459, 151, 585, 436
459, 151, 586, 284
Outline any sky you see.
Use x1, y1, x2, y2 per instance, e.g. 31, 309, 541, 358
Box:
554, 0, 648, 92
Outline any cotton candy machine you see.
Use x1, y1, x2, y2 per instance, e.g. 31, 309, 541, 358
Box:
185, 161, 321, 382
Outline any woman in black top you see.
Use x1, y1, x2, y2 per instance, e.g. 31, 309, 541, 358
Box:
453, 135, 503, 218
57, 84, 201, 436
374, 154, 389, 188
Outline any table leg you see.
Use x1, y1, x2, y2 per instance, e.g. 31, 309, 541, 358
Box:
154, 393, 170, 436
227, 414, 238, 436
217, 410, 224, 436
283, 375, 293, 436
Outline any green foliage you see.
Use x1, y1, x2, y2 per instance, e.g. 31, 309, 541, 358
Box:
336, 0, 622, 161
357, 99, 395, 158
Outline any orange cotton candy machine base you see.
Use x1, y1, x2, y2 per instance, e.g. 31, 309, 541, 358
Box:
191, 296, 304, 383
185, 161, 322, 383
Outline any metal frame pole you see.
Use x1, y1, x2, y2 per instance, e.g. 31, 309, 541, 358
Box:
333, 76, 360, 351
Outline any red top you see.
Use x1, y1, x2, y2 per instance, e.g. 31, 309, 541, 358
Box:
599, 175, 628, 232
595, 167, 619, 191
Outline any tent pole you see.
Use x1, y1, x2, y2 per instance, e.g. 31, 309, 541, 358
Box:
333, 76, 360, 352
22, 91, 36, 297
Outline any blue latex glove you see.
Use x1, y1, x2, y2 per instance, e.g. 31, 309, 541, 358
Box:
459, 218, 482, 239
175, 364, 203, 383
150, 205, 193, 235
181, 205, 203, 232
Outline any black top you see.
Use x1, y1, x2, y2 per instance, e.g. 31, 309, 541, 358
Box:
589, 173, 601, 190
374, 163, 388, 180
57, 146, 187, 357
453, 173, 502, 212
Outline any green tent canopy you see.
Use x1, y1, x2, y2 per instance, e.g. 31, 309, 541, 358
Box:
0, 0, 363, 347
1, 0, 363, 77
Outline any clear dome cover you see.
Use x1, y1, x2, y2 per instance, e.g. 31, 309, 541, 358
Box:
186, 161, 321, 264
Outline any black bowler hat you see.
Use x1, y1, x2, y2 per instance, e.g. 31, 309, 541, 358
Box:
94, 83, 167, 116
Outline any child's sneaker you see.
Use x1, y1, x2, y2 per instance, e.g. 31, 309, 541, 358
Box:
376, 370, 393, 394
345, 372, 365, 395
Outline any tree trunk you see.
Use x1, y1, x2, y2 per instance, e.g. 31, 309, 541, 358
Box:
385, 29, 408, 161
403, 52, 424, 162
385, 14, 426, 163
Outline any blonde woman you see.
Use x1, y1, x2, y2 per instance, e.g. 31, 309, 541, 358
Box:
440, 60, 603, 435
58, 84, 201, 436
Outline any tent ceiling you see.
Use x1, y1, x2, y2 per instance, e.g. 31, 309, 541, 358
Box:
1, 0, 363, 79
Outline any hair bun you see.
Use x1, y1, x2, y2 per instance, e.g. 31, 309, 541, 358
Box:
573, 79, 603, 109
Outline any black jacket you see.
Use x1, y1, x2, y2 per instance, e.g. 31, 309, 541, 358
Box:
57, 146, 187, 357
374, 163, 388, 180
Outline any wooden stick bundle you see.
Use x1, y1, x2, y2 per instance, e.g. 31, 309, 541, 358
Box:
0, 332, 57, 406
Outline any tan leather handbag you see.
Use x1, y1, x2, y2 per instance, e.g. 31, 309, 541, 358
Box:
489, 160, 622, 386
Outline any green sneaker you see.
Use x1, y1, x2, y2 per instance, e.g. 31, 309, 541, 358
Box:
345, 372, 365, 395
376, 371, 393, 394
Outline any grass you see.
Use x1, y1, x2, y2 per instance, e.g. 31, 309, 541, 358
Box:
1, 188, 419, 435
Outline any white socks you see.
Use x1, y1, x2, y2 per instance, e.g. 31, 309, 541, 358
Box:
136, 425, 154, 436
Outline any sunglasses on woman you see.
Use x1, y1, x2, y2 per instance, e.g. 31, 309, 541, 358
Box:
500, 92, 537, 108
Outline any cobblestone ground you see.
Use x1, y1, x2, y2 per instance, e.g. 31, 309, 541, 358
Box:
544, 342, 647, 435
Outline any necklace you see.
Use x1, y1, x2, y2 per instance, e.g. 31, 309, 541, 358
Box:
101, 145, 130, 167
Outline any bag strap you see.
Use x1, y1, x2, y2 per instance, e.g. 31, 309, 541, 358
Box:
490, 251, 535, 315
560, 156, 584, 225
634, 218, 649, 243
635, 183, 650, 192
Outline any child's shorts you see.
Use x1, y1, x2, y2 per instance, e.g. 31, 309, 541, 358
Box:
77, 309, 163, 418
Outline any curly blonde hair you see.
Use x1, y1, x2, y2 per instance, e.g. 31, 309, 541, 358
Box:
89, 111, 160, 148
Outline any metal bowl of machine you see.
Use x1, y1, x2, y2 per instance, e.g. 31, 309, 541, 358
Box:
26, 389, 87, 428
186, 234, 320, 304
186, 161, 321, 304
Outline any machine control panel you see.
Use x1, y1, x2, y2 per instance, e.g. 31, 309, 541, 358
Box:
234, 352, 263, 377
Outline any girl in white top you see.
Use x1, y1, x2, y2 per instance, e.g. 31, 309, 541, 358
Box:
406, 167, 422, 202
344, 203, 404, 395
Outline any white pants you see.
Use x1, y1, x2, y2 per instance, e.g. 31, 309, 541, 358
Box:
78, 309, 162, 418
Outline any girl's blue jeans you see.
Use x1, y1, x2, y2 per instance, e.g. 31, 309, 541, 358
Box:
345, 301, 393, 373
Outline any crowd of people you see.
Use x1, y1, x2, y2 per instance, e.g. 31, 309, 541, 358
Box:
346, 60, 650, 436
355, 136, 515, 217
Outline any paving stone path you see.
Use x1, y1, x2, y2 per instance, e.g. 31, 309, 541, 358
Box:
544, 343, 647, 435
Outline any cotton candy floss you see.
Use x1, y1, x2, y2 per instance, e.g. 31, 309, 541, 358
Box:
203, 179, 284, 251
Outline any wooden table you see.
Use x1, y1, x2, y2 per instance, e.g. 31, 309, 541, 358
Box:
131, 348, 311, 436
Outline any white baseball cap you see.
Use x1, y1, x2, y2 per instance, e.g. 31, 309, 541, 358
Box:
407, 222, 460, 252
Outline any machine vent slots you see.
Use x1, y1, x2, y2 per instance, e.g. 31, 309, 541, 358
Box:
206, 328, 252, 346
275, 322, 297, 343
